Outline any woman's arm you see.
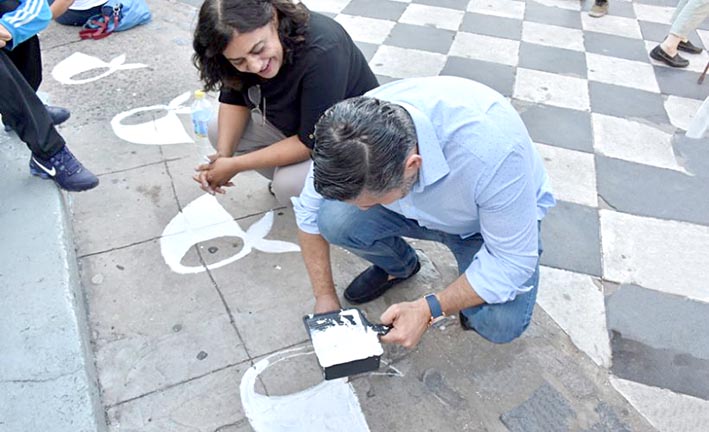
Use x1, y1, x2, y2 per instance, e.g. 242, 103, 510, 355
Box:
215, 102, 250, 157
50, 0, 75, 19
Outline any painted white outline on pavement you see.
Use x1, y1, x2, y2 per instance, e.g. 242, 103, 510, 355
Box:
51, 52, 147, 85
160, 194, 300, 274
240, 347, 371, 432
111, 92, 194, 145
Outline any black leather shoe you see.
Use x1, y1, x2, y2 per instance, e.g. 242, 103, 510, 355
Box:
45, 105, 71, 126
344, 259, 421, 304
650, 45, 689, 68
678, 40, 703, 54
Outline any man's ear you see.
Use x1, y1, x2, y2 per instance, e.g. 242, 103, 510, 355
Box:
404, 153, 422, 174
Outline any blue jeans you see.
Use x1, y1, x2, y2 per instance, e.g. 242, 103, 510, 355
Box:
318, 200, 543, 344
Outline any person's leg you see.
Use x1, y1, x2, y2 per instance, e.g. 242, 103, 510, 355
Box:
669, 0, 709, 48
6, 35, 42, 91
589, 0, 609, 18
271, 159, 312, 206
0, 51, 98, 191
55, 5, 104, 26
0, 51, 64, 159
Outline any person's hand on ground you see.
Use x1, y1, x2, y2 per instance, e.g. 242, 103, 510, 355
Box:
0, 24, 12, 48
193, 155, 236, 194
314, 292, 341, 314
380, 298, 431, 348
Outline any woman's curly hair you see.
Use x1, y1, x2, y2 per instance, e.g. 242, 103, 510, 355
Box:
193, 0, 309, 92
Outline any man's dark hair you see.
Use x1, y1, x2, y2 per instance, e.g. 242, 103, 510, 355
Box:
312, 97, 418, 201
192, 0, 309, 92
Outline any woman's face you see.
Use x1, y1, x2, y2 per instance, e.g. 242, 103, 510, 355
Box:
222, 17, 283, 80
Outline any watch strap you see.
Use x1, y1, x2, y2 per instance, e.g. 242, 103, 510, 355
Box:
424, 293, 443, 320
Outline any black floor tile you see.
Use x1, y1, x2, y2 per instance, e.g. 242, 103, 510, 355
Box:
519, 42, 587, 78
589, 81, 670, 125
342, 0, 407, 21
460, 12, 522, 40
584, 31, 651, 63
441, 56, 516, 97
385, 23, 455, 54
514, 101, 594, 153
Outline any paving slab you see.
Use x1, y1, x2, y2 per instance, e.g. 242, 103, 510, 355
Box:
514, 101, 594, 153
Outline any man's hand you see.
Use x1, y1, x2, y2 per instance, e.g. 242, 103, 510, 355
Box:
379, 298, 431, 348
0, 24, 12, 49
192, 154, 236, 194
314, 292, 341, 314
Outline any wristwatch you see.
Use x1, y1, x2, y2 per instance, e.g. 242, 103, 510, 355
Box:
424, 293, 445, 325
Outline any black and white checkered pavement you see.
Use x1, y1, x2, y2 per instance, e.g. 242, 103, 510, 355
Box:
300, 0, 709, 430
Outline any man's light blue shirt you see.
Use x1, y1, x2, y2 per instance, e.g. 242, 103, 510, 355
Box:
293, 76, 555, 304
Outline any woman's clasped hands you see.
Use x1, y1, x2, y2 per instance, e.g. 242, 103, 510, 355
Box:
193, 153, 238, 195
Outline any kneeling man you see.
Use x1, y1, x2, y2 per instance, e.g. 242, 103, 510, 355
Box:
292, 76, 555, 348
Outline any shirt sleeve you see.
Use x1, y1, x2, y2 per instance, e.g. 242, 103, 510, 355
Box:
464, 147, 540, 304
0, 0, 50, 51
218, 86, 248, 106
291, 163, 324, 234
297, 45, 352, 148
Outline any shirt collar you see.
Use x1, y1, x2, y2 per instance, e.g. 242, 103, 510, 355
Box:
397, 101, 450, 193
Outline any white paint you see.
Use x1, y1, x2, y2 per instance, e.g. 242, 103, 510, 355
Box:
664, 95, 703, 132
111, 92, 195, 145
632, 3, 675, 25
309, 310, 384, 368
592, 113, 686, 173
514, 67, 590, 111
530, 0, 580, 11
600, 209, 709, 303
449, 32, 520, 67
610, 376, 709, 432
299, 0, 350, 14
537, 266, 611, 367
535, 143, 597, 207
587, 52, 660, 93
160, 194, 300, 274
51, 52, 147, 85
581, 14, 642, 40
467, 0, 525, 20
334, 14, 396, 45
369, 45, 446, 79
522, 21, 585, 52
398, 4, 464, 31
240, 347, 371, 432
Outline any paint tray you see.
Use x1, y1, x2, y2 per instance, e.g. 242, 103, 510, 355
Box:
303, 308, 390, 380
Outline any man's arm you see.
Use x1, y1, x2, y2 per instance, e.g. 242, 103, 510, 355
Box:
380, 274, 485, 348
0, 24, 11, 48
298, 231, 341, 313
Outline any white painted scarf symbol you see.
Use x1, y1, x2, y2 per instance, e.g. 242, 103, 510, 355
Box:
160, 194, 300, 274
51, 52, 147, 85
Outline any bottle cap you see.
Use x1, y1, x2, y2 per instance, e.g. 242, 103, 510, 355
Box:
194, 90, 205, 99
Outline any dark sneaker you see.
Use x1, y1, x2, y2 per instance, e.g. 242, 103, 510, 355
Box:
344, 259, 421, 304
678, 40, 703, 54
45, 105, 71, 126
29, 146, 99, 192
650, 45, 689, 68
589, 0, 608, 17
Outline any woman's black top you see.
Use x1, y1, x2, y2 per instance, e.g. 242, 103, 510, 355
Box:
218, 12, 379, 149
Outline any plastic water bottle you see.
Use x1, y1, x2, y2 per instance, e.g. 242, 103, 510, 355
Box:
190, 90, 212, 138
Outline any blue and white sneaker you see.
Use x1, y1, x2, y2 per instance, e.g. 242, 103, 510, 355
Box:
29, 146, 99, 192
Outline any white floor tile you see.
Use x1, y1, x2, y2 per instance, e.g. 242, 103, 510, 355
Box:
535, 143, 598, 207
514, 68, 590, 111
399, 4, 465, 31
581, 14, 643, 40
448, 32, 520, 66
301, 0, 352, 14
334, 14, 396, 45
633, 3, 675, 25
610, 377, 709, 432
664, 95, 704, 131
601, 210, 709, 303
592, 113, 686, 172
369, 45, 447, 78
538, 266, 611, 368
529, 0, 580, 11
522, 21, 585, 52
587, 52, 660, 93
467, 0, 526, 20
